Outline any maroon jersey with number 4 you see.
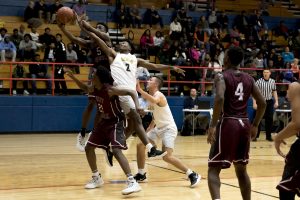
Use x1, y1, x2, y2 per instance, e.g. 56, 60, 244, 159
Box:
222, 70, 254, 118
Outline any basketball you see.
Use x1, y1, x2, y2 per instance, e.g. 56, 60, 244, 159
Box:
56, 7, 74, 24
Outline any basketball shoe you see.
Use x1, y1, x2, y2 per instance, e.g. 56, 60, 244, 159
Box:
85, 175, 104, 189
122, 179, 141, 195
76, 133, 85, 152
148, 147, 167, 159
134, 173, 147, 183
188, 172, 201, 188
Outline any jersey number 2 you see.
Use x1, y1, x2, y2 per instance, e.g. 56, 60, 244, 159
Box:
125, 63, 131, 72
235, 82, 244, 101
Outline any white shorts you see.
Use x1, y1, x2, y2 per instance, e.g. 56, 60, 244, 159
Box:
113, 85, 138, 114
147, 126, 178, 149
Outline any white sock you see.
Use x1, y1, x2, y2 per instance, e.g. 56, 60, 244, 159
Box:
146, 143, 153, 153
215, 199, 221, 200
186, 169, 193, 176
138, 169, 146, 175
127, 175, 135, 182
92, 171, 100, 177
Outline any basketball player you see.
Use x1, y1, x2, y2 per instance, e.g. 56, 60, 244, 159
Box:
64, 66, 141, 195
58, 21, 111, 153
274, 81, 300, 200
134, 77, 201, 187
207, 47, 266, 200
80, 20, 185, 158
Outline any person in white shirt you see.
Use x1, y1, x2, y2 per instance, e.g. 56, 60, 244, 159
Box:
134, 76, 201, 188
169, 17, 182, 40
66, 43, 79, 73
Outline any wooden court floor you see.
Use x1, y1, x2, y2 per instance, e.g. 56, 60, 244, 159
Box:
0, 133, 297, 200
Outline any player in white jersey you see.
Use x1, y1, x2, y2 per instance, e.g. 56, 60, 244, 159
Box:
80, 20, 185, 158
134, 76, 201, 187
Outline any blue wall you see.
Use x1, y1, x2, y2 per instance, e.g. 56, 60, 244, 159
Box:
0, 95, 256, 133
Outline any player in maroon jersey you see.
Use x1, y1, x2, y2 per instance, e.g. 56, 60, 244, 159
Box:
274, 81, 300, 200
207, 47, 266, 200
64, 66, 142, 195
58, 21, 111, 152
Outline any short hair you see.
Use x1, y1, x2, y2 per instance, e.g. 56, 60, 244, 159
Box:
226, 47, 244, 67
263, 67, 271, 72
95, 66, 114, 85
153, 76, 163, 90
24, 34, 32, 40
56, 33, 62, 37
45, 27, 50, 31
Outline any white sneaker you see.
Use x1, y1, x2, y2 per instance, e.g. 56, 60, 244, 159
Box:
122, 180, 142, 195
76, 133, 86, 152
85, 175, 104, 189
23, 90, 29, 95
12, 90, 17, 95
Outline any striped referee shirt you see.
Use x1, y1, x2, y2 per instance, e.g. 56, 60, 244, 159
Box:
255, 78, 276, 100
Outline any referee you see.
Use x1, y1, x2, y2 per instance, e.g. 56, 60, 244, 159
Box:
253, 68, 279, 141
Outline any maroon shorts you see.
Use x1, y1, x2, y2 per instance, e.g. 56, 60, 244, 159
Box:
87, 119, 127, 150
208, 117, 251, 169
276, 138, 300, 196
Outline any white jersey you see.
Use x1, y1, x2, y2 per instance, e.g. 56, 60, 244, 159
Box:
152, 91, 177, 129
110, 53, 137, 89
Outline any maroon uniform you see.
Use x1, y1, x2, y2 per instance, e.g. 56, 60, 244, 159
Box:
87, 84, 127, 150
208, 70, 254, 169
276, 134, 300, 197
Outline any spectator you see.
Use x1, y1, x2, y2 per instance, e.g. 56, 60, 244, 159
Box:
153, 31, 164, 49
0, 28, 8, 42
43, 42, 55, 62
233, 10, 249, 34
12, 64, 29, 96
19, 34, 37, 61
49, 0, 63, 24
181, 88, 209, 135
281, 46, 294, 64
0, 36, 17, 62
54, 33, 67, 95
208, 10, 218, 29
24, 1, 43, 28
143, 6, 163, 28
29, 27, 42, 48
176, 7, 188, 26
169, 17, 182, 40
34, 0, 50, 22
114, 3, 130, 28
73, 0, 88, 21
39, 27, 56, 48
10, 29, 23, 51
140, 29, 154, 59
274, 21, 289, 39
196, 16, 211, 36
136, 66, 150, 89
217, 11, 228, 30
129, 4, 141, 28
291, 58, 299, 80
66, 43, 79, 74
19, 24, 27, 38
254, 50, 267, 78
29, 54, 52, 95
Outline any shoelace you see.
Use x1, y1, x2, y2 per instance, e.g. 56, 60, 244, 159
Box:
88, 176, 99, 184
126, 181, 135, 188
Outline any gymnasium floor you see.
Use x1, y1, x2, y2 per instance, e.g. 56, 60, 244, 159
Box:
0, 134, 294, 200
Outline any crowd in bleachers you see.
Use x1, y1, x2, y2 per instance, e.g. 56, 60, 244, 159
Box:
114, 2, 300, 96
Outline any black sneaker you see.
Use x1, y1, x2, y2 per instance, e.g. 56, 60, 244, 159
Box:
188, 172, 201, 188
134, 173, 147, 183
104, 149, 113, 167
147, 147, 167, 159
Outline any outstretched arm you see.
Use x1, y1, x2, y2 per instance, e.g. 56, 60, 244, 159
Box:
64, 67, 93, 93
136, 80, 163, 105
137, 58, 185, 76
57, 23, 89, 48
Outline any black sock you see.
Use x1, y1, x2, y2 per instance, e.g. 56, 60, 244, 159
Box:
80, 128, 86, 137
279, 190, 295, 200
